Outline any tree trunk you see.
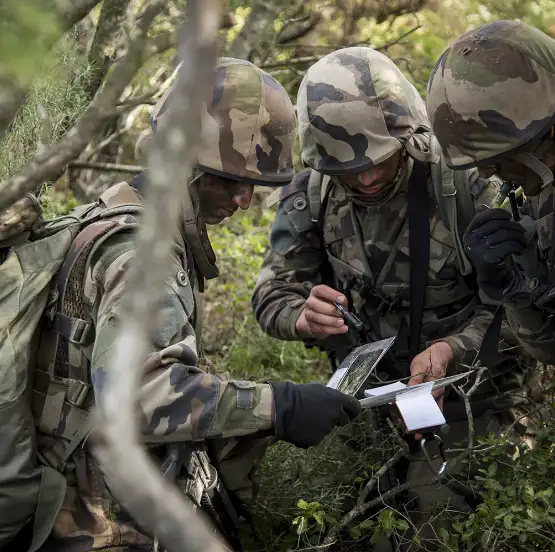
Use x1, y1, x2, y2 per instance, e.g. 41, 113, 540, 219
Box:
86, 0, 133, 100
227, 0, 295, 61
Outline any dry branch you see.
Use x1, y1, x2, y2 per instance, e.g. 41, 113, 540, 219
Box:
91, 1, 226, 551
55, 0, 104, 30
0, 1, 165, 211
68, 161, 144, 173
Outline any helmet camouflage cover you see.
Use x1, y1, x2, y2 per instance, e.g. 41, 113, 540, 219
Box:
426, 20, 555, 169
297, 46, 430, 175
151, 57, 296, 185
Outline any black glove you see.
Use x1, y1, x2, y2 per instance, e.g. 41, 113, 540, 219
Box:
268, 381, 361, 449
463, 208, 527, 301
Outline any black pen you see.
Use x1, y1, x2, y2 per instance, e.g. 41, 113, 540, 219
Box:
332, 301, 364, 332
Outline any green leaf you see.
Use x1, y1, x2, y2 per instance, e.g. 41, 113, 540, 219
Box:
297, 499, 309, 509
296, 516, 308, 535
358, 519, 374, 531
504, 514, 513, 531
396, 520, 409, 531
313, 511, 324, 527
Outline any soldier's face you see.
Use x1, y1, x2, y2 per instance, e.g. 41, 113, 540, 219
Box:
196, 173, 254, 224
340, 151, 402, 195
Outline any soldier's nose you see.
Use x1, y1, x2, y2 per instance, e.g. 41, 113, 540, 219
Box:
358, 168, 380, 186
232, 184, 254, 210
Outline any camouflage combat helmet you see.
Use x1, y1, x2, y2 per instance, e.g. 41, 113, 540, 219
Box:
151, 57, 296, 186
296, 47, 431, 175
426, 20, 555, 180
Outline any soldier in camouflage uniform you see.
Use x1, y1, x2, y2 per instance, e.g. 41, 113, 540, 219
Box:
28, 58, 360, 552
426, 20, 555, 366
251, 47, 533, 550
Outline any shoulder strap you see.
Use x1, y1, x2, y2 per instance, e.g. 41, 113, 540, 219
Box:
408, 161, 431, 360
27, 467, 67, 552
308, 169, 332, 224
430, 136, 474, 276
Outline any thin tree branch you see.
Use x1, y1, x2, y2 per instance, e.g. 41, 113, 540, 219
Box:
91, 1, 226, 552
0, 1, 164, 211
68, 161, 144, 173
359, 447, 407, 505
55, 0, 104, 30
86, 0, 133, 99
260, 24, 422, 70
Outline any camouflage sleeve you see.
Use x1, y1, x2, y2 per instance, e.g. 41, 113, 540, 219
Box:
251, 175, 326, 341
437, 294, 522, 369
504, 296, 555, 364
437, 172, 525, 368
88, 231, 274, 443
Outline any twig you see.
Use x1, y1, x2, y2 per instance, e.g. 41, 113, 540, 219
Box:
359, 447, 407, 504
92, 2, 225, 552
81, 128, 128, 161
0, 0, 165, 211
260, 23, 422, 70
68, 161, 144, 173
455, 365, 487, 454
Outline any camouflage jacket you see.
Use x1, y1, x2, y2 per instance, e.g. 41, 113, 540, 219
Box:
252, 160, 531, 408
35, 181, 273, 551
502, 184, 555, 364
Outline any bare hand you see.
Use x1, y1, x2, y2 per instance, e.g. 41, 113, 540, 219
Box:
295, 285, 349, 339
407, 341, 454, 439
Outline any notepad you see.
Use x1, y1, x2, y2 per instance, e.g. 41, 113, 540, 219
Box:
395, 382, 446, 431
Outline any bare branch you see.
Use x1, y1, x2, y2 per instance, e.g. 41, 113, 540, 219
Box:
0, 70, 25, 139
55, 0, 104, 30
0, 1, 164, 211
68, 161, 144, 173
259, 24, 421, 70
86, 0, 133, 99
91, 1, 226, 551
360, 447, 408, 505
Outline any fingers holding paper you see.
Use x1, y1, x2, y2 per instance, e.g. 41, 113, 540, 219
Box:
407, 341, 454, 408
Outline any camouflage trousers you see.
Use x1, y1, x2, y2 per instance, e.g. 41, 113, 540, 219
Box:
209, 435, 271, 506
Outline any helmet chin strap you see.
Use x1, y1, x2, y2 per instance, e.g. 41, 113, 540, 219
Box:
514, 138, 555, 194
181, 171, 219, 281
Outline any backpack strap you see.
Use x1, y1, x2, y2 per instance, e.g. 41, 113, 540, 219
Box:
34, 188, 142, 452
408, 161, 432, 360
27, 467, 67, 552
430, 135, 474, 276
308, 169, 332, 224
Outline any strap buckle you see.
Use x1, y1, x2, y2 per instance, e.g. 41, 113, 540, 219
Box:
420, 432, 447, 475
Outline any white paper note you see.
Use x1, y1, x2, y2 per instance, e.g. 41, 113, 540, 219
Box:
395, 382, 446, 431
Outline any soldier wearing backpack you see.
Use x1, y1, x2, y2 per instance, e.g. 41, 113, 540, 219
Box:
0, 58, 361, 552
251, 47, 535, 550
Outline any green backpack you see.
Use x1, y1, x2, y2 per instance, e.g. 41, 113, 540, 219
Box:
0, 190, 140, 551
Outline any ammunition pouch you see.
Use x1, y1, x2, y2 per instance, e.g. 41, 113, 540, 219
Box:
160, 444, 241, 551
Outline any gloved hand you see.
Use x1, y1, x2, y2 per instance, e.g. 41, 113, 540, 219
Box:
463, 208, 527, 301
268, 381, 361, 449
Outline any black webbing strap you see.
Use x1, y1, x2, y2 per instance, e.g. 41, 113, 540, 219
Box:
407, 161, 431, 361
475, 304, 504, 367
